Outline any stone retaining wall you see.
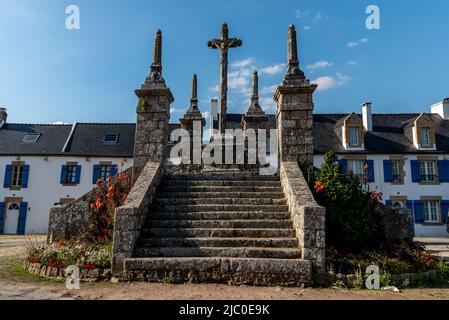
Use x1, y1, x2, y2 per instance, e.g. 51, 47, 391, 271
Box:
112, 161, 165, 274
47, 167, 133, 243
23, 262, 111, 281
280, 161, 326, 283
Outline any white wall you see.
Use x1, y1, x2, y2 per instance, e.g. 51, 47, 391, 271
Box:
0, 155, 133, 234
313, 154, 449, 238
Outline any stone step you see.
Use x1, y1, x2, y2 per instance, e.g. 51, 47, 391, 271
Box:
150, 204, 289, 212
165, 174, 279, 181
141, 228, 296, 238
156, 191, 286, 199
123, 257, 311, 286
149, 211, 291, 220
158, 186, 282, 193
138, 237, 298, 248
133, 247, 302, 259
146, 219, 293, 229
161, 180, 281, 187
154, 198, 286, 206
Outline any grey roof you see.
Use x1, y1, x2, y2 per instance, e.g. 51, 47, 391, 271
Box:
2, 113, 449, 157
0, 123, 136, 157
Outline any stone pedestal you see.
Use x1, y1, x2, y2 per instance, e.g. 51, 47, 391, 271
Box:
274, 83, 317, 168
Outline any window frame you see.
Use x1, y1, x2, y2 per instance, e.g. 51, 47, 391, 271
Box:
22, 133, 41, 143
348, 127, 359, 147
347, 160, 364, 180
103, 133, 119, 144
420, 160, 437, 183
64, 163, 79, 185
10, 164, 24, 188
420, 127, 431, 147
423, 200, 440, 224
99, 164, 112, 181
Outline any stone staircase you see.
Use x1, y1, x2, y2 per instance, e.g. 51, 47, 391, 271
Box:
123, 170, 312, 286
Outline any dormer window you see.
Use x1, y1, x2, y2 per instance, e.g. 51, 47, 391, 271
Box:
420, 128, 431, 147
349, 127, 359, 146
103, 133, 119, 143
22, 133, 40, 143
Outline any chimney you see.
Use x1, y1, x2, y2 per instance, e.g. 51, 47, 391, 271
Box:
361, 102, 372, 132
0, 108, 7, 129
431, 98, 449, 119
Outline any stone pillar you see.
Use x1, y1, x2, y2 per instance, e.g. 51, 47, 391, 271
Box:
133, 30, 174, 180
274, 25, 317, 168
242, 71, 269, 167
180, 74, 206, 166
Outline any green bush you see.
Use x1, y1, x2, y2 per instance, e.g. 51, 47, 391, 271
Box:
311, 151, 385, 251
437, 261, 449, 284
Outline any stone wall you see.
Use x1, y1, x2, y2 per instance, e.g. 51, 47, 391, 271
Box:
379, 205, 415, 242
112, 161, 165, 275
47, 167, 133, 243
280, 161, 326, 283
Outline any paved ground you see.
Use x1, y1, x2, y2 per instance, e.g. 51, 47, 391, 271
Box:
1, 235, 449, 300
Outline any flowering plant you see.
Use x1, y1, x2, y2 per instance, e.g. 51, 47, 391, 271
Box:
87, 162, 131, 243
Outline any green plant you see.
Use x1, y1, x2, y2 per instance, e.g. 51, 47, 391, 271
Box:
380, 271, 392, 287
163, 275, 179, 284
437, 261, 449, 284
310, 151, 385, 251
416, 272, 426, 288
399, 278, 410, 290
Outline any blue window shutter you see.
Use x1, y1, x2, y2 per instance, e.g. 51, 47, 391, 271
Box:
60, 165, 67, 185
111, 164, 118, 177
366, 160, 375, 183
75, 165, 82, 184
0, 202, 5, 234
383, 160, 393, 183
385, 200, 393, 208
438, 160, 449, 183
337, 159, 348, 174
441, 201, 449, 223
92, 165, 100, 184
3, 165, 12, 188
411, 160, 421, 183
414, 201, 424, 224
17, 202, 28, 235
21, 165, 30, 188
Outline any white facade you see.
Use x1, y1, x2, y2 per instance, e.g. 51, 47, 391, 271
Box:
313, 154, 449, 238
0, 155, 133, 234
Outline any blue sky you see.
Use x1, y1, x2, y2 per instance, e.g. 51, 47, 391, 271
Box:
1, 0, 449, 129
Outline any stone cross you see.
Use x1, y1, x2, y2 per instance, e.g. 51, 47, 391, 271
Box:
208, 23, 242, 134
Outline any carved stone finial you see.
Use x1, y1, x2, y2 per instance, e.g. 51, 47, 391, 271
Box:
142, 29, 166, 87
183, 74, 203, 119
221, 23, 229, 39
246, 71, 265, 115
284, 24, 305, 84
191, 73, 198, 102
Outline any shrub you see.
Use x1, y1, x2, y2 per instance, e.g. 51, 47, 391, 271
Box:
87, 163, 132, 243
437, 261, 449, 284
311, 151, 385, 251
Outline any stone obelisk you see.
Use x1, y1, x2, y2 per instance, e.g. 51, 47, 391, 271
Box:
208, 23, 242, 134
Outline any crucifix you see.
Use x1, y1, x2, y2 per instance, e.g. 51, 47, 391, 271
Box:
208, 23, 242, 134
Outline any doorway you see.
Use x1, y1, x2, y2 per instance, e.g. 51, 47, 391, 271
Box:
4, 203, 19, 234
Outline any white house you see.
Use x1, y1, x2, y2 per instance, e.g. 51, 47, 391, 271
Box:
0, 112, 133, 235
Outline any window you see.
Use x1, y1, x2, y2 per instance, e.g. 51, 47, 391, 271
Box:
8, 203, 19, 210
99, 164, 112, 181
65, 164, 78, 184
349, 127, 359, 146
103, 133, 119, 143
348, 160, 364, 180
420, 161, 436, 182
11, 164, 24, 187
391, 160, 402, 182
421, 128, 431, 147
423, 200, 440, 223
22, 133, 41, 143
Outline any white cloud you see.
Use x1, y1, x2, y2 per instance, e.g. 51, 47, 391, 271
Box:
347, 42, 358, 49
295, 10, 309, 19
312, 73, 351, 91
347, 60, 358, 66
170, 108, 184, 114
53, 121, 71, 125
303, 25, 311, 31
260, 97, 276, 113
202, 111, 210, 119
231, 58, 254, 68
260, 63, 284, 75
209, 85, 219, 92
261, 85, 278, 95
360, 38, 369, 43
306, 60, 333, 71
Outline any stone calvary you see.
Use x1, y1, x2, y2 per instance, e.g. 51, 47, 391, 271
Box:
48, 23, 326, 287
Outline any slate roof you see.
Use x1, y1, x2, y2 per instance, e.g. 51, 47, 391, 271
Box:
2, 113, 449, 157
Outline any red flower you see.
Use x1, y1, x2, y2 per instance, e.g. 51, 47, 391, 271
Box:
107, 177, 112, 183
96, 179, 103, 186
120, 160, 125, 167
82, 264, 95, 269
314, 181, 325, 192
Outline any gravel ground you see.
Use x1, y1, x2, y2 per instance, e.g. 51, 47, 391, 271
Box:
1, 235, 449, 300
